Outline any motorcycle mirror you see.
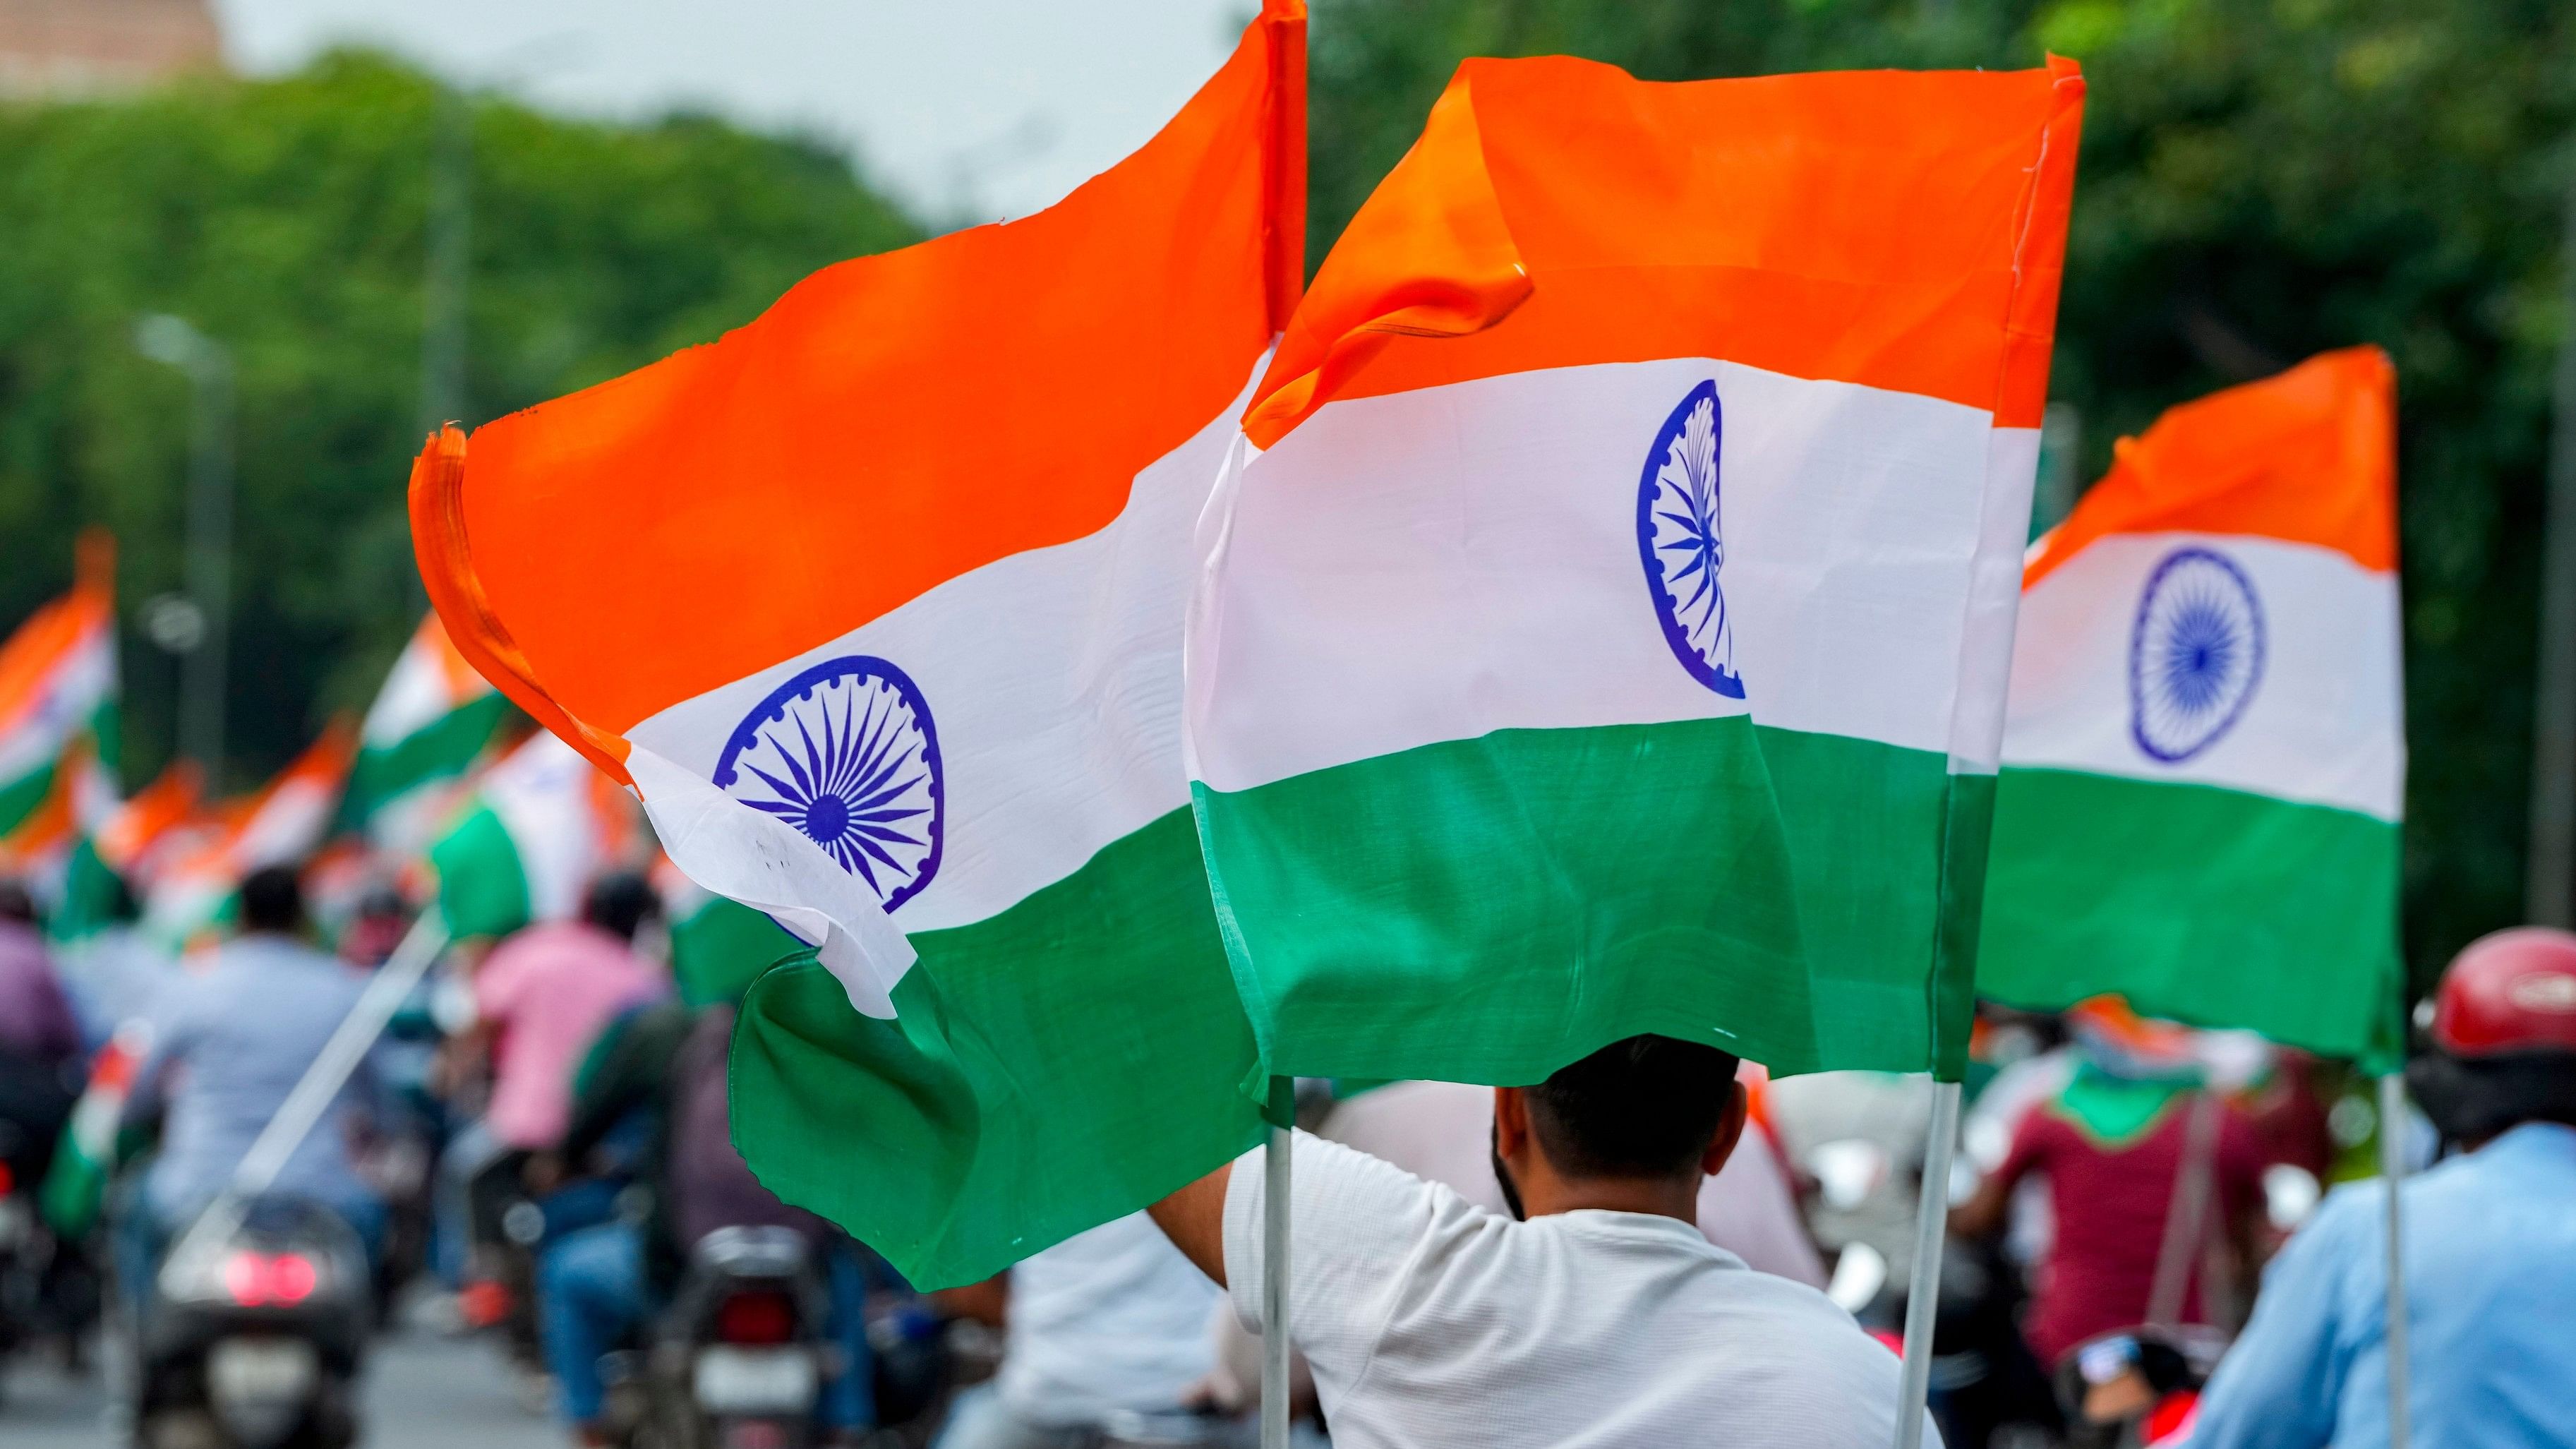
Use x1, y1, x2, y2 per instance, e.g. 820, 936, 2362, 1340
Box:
1825, 1241, 1889, 1314
2262, 1163, 2322, 1232
1807, 1138, 1890, 1211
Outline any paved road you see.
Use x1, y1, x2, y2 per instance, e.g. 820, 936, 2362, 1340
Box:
1, 1323, 564, 1449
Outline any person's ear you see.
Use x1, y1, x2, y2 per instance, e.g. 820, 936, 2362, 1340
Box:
1700, 1080, 1748, 1178
1493, 1086, 1532, 1160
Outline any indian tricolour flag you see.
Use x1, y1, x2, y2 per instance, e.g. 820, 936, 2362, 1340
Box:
1186, 57, 2083, 1085
1978, 347, 2403, 1059
146, 724, 355, 946
428, 730, 634, 940
341, 613, 510, 849
50, 759, 204, 939
0, 532, 119, 874
409, 2, 1304, 1286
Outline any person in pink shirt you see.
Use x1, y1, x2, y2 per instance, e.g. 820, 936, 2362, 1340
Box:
445, 872, 668, 1340
471, 873, 669, 1153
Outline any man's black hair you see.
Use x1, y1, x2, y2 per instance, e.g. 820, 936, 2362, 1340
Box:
237, 864, 306, 935
1525, 1033, 1743, 1180
582, 871, 660, 944
0, 878, 36, 926
2408, 1050, 2576, 1146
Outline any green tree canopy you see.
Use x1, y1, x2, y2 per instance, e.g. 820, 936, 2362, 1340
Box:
0, 51, 918, 790
1304, 0, 2574, 980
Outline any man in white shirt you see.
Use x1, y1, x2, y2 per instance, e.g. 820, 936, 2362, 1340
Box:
936, 1211, 1227, 1448
1150, 1035, 1937, 1449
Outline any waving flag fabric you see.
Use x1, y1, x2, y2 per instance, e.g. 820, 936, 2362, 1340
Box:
45, 759, 206, 939
410, 2, 1304, 1286
430, 727, 631, 944
428, 730, 634, 940
1186, 57, 2083, 1086
92, 761, 204, 882
147, 724, 354, 945
342, 613, 510, 845
0, 533, 118, 866
1977, 348, 2402, 1058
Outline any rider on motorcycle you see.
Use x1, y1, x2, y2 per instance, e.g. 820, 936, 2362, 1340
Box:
117, 866, 387, 1294
2184, 927, 2576, 1448
533, 978, 879, 1445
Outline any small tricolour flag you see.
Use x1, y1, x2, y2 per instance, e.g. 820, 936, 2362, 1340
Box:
1185, 56, 2083, 1086
0, 532, 118, 871
408, 2, 1306, 1285
341, 613, 510, 848
1977, 347, 2402, 1058
146, 723, 356, 946
427, 729, 634, 940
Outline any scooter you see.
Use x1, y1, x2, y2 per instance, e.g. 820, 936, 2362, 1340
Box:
129, 1195, 371, 1449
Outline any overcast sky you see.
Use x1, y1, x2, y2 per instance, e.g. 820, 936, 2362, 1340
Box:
215, 0, 1251, 224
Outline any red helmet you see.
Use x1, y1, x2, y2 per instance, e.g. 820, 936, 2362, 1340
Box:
2431, 927, 2576, 1058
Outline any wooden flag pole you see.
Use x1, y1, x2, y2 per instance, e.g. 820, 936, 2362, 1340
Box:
2378, 1072, 2413, 1449
1262, 1077, 1294, 1449
1894, 1078, 1963, 1449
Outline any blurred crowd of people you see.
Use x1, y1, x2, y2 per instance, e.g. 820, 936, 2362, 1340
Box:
0, 851, 2572, 1449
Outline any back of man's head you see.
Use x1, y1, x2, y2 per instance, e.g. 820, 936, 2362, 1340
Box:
1527, 1034, 1742, 1181
582, 871, 659, 944
237, 865, 306, 937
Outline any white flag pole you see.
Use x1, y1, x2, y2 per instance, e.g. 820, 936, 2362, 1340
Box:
1261, 1077, 1293, 1449
2378, 1071, 2413, 1449
1894, 1078, 1963, 1449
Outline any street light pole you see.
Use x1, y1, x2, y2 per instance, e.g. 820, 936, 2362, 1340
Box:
2532, 174, 2576, 929
421, 82, 471, 438
137, 315, 234, 784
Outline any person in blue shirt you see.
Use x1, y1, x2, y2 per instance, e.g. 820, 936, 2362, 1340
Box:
2187, 926, 2576, 1449
120, 865, 386, 1289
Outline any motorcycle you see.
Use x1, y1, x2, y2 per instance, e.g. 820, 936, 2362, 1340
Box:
2055, 1325, 2225, 1449
128, 1196, 371, 1449
630, 1225, 834, 1449
595, 1225, 963, 1449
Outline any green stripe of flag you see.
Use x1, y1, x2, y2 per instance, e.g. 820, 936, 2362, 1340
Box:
340, 692, 512, 831
429, 802, 531, 940
0, 759, 57, 838
730, 806, 1265, 1290
1977, 766, 2401, 1059
1193, 719, 1979, 1086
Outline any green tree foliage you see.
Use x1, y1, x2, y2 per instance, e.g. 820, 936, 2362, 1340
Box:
1304, 0, 2574, 979
0, 52, 918, 790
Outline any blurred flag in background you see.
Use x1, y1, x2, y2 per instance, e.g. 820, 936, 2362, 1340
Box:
341, 613, 512, 851
1978, 347, 2404, 1060
0, 531, 119, 905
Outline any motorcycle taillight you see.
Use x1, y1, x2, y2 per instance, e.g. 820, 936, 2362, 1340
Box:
713, 1289, 798, 1345
222, 1251, 319, 1307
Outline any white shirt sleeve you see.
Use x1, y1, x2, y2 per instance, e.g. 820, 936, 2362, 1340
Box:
1222, 1130, 1492, 1389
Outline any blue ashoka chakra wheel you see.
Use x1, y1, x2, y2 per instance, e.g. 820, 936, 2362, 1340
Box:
1637, 380, 1744, 698
2128, 546, 2265, 764
714, 655, 945, 910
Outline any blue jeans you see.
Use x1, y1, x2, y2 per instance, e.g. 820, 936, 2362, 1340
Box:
538, 1222, 874, 1430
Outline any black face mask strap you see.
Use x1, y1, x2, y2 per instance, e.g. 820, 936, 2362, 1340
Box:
1490, 1119, 1527, 1222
